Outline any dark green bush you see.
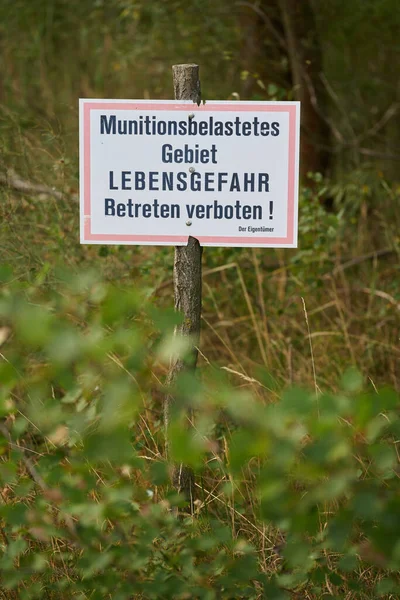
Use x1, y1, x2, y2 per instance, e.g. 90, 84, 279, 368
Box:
0, 269, 400, 599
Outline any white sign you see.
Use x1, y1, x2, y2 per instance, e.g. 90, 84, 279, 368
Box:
79, 100, 300, 247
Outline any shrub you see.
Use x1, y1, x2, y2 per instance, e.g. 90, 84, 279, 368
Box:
0, 268, 400, 598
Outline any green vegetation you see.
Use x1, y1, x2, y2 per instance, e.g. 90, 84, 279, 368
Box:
0, 0, 400, 598
0, 274, 400, 598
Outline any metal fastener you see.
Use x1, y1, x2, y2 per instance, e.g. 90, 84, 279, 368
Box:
189, 167, 195, 173
188, 113, 195, 119
186, 220, 192, 226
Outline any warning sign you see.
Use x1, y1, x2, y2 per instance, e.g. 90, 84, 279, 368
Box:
79, 100, 300, 247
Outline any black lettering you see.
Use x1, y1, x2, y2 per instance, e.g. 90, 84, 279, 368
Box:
234, 200, 242, 219
214, 200, 223, 219
186, 204, 195, 218
244, 173, 255, 192
153, 198, 160, 218
149, 172, 159, 191
109, 171, 118, 190
188, 119, 197, 135
234, 116, 241, 136
170, 204, 180, 218
243, 206, 252, 219
135, 172, 145, 190
224, 121, 233, 136
160, 204, 169, 218
225, 205, 234, 219
117, 203, 126, 217
117, 120, 127, 135
199, 121, 208, 135
105, 198, 115, 215
271, 122, 280, 136
162, 172, 173, 191
242, 122, 251, 136
258, 173, 270, 192
142, 204, 151, 218
178, 121, 187, 135
100, 115, 116, 134
190, 172, 201, 191
196, 205, 205, 218
253, 116, 260, 136
157, 121, 166, 135
128, 120, 138, 135
230, 173, 241, 192
121, 171, 131, 190
253, 205, 262, 219
127, 199, 134, 217
162, 144, 173, 163
205, 172, 214, 191
167, 121, 177, 135
176, 172, 187, 191
261, 122, 270, 136
218, 172, 228, 191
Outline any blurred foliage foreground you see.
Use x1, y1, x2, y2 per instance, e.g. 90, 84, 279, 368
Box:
1, 270, 400, 599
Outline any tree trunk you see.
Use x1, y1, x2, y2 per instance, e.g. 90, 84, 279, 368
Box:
279, 0, 330, 180
237, 0, 330, 180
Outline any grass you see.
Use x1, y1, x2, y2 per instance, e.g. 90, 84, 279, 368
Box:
1, 108, 399, 392
1, 25, 400, 596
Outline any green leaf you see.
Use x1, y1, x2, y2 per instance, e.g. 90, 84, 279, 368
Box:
15, 304, 54, 346
0, 461, 18, 484
169, 419, 204, 468
80, 551, 113, 578
280, 387, 313, 416
375, 577, 399, 596
341, 368, 363, 393
150, 461, 170, 486
338, 553, 358, 572
84, 429, 134, 463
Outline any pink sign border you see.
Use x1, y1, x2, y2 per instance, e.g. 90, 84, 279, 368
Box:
82, 101, 298, 246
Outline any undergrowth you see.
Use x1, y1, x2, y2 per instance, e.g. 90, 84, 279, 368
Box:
0, 271, 400, 598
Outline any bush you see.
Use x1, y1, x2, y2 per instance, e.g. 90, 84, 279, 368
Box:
0, 268, 400, 599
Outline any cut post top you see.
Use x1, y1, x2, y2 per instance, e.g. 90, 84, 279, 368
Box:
172, 64, 201, 104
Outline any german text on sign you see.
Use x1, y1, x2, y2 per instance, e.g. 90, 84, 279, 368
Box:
79, 100, 300, 248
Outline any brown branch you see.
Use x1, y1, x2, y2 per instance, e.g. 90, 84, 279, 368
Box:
0, 168, 75, 201
331, 248, 396, 275
0, 422, 49, 491
235, 1, 287, 50
355, 103, 399, 144
301, 69, 344, 144
319, 72, 357, 141
358, 147, 400, 161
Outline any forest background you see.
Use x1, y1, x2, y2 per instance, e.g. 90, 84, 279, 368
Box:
0, 1, 400, 599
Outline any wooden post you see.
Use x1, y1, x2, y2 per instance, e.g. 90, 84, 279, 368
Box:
164, 64, 203, 516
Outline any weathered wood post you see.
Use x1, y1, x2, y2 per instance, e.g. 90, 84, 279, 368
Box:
164, 64, 203, 515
